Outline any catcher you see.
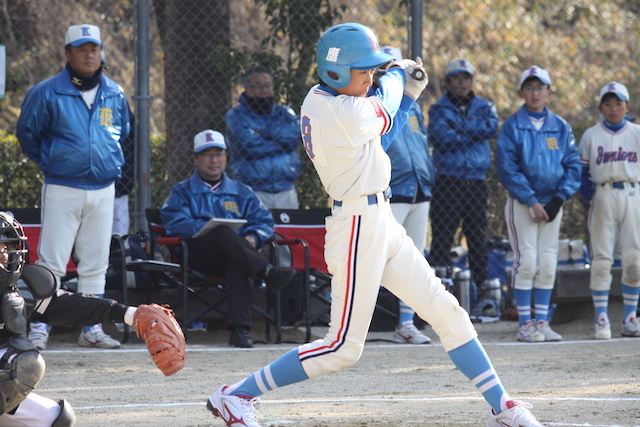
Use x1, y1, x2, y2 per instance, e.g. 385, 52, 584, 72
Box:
0, 211, 186, 427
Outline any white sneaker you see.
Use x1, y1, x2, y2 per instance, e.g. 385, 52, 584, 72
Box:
517, 320, 545, 342
621, 317, 640, 337
28, 322, 50, 350
393, 323, 432, 344
488, 400, 544, 427
594, 313, 611, 340
77, 324, 121, 349
536, 320, 562, 341
206, 385, 261, 427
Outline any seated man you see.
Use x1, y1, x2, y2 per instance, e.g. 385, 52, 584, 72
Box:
160, 129, 295, 348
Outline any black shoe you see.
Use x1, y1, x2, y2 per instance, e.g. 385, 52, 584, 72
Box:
264, 266, 296, 291
229, 325, 253, 348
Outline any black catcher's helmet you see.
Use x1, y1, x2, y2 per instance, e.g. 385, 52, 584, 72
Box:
0, 211, 27, 291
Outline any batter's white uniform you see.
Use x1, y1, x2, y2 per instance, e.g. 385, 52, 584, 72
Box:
297, 72, 477, 379
579, 121, 640, 290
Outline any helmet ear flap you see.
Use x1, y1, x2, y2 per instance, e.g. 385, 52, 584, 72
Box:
319, 65, 350, 89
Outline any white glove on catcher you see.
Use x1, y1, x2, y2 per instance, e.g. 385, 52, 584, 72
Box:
403, 57, 428, 99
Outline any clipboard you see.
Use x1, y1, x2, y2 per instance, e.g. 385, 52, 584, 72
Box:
192, 218, 247, 238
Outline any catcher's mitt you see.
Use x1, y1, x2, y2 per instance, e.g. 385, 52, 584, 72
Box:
132, 304, 186, 376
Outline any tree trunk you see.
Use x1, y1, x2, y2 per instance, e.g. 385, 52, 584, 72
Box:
153, 0, 231, 186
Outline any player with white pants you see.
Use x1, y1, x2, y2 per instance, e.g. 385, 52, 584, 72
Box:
206, 23, 546, 427
579, 82, 640, 339
497, 66, 582, 343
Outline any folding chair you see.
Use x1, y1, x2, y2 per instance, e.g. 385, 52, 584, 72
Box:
269, 209, 332, 342
143, 208, 283, 343
269, 208, 400, 342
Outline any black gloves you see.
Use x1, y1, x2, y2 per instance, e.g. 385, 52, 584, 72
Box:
543, 197, 564, 222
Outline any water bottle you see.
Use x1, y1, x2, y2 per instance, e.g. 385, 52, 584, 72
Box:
483, 278, 502, 312
434, 265, 454, 293
453, 269, 471, 313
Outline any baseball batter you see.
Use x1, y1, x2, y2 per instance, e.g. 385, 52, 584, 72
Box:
579, 81, 640, 339
206, 23, 546, 427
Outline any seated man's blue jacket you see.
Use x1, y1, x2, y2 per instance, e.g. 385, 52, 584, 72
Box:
226, 94, 301, 193
160, 171, 275, 248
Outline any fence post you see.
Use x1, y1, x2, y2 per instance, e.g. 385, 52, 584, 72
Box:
134, 0, 152, 231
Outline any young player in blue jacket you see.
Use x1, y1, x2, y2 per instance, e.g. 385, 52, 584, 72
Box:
497, 66, 581, 342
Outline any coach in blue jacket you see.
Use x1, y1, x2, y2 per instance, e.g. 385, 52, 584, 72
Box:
17, 24, 130, 351
160, 130, 295, 348
427, 58, 499, 294
226, 65, 301, 209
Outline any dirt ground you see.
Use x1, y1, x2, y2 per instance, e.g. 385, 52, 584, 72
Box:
36, 307, 640, 427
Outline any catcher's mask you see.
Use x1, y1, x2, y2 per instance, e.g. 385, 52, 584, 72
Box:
0, 212, 28, 292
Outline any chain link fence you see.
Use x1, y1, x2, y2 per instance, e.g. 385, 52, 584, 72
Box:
2, 0, 639, 282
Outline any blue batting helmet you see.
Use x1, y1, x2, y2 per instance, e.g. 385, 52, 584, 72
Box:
316, 23, 393, 89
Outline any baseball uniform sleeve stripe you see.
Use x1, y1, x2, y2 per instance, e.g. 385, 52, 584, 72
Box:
369, 96, 392, 135
299, 215, 361, 362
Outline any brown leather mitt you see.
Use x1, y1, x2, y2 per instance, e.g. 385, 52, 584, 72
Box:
132, 304, 186, 376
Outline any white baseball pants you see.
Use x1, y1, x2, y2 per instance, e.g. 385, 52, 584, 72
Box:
390, 201, 430, 252
588, 183, 640, 290
298, 195, 477, 379
38, 183, 115, 294
505, 197, 562, 291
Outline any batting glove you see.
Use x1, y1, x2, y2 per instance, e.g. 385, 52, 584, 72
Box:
385, 58, 419, 71
404, 57, 429, 99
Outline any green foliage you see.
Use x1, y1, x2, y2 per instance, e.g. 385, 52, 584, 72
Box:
0, 131, 42, 208
149, 134, 172, 207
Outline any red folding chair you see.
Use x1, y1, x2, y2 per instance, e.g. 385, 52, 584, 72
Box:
269, 208, 332, 342
270, 208, 401, 342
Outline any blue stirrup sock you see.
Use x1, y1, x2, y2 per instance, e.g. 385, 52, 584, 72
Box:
398, 300, 415, 325
533, 288, 552, 323
592, 290, 609, 321
226, 349, 309, 398
621, 284, 640, 323
514, 288, 532, 326
447, 338, 509, 412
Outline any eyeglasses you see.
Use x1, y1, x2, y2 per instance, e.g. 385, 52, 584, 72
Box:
522, 86, 549, 93
198, 152, 226, 159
